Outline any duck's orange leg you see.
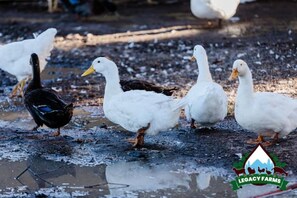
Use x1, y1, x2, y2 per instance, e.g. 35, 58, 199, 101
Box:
247, 135, 265, 144
127, 123, 150, 147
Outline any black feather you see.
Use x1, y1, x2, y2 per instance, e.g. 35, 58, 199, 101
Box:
24, 53, 73, 131
120, 79, 178, 96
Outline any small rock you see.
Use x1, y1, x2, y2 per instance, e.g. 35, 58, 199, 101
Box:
237, 53, 246, 58
215, 68, 223, 72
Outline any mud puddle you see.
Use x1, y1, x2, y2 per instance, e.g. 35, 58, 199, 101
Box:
1, 157, 297, 198
0, 156, 233, 197
1, 99, 297, 197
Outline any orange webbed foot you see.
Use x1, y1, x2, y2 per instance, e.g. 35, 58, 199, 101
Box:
52, 128, 61, 137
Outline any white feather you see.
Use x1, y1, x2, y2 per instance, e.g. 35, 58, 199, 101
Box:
0, 28, 57, 81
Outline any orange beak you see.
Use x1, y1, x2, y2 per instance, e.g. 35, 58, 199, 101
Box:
229, 68, 239, 81
81, 65, 95, 77
190, 56, 196, 62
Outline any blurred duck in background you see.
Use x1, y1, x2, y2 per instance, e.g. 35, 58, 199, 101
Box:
190, 0, 240, 27
0, 28, 57, 97
48, 0, 117, 16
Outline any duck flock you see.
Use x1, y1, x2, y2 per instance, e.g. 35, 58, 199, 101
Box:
0, 25, 296, 149
0, 0, 296, 149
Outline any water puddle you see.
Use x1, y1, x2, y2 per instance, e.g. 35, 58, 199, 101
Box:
0, 156, 235, 197
1, 156, 296, 197
1, 88, 297, 197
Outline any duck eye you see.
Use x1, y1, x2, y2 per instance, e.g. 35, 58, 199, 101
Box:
97, 60, 100, 63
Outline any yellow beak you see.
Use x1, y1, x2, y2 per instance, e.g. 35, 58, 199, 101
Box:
190, 56, 196, 62
229, 68, 239, 81
81, 65, 95, 77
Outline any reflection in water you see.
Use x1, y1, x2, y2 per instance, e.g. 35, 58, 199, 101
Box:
196, 172, 211, 190
0, 157, 237, 197
27, 155, 77, 188
0, 157, 109, 197
106, 161, 191, 194
105, 161, 236, 197
3, 157, 296, 197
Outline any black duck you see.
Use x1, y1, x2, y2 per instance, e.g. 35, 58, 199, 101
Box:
24, 53, 73, 136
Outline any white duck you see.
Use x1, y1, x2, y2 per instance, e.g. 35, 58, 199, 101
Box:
0, 28, 57, 97
179, 45, 227, 128
81, 57, 182, 147
190, 0, 240, 26
229, 59, 297, 145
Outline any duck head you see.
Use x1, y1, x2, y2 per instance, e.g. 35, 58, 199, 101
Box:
229, 59, 249, 80
81, 57, 117, 77
30, 53, 39, 68
26, 53, 42, 92
191, 45, 207, 62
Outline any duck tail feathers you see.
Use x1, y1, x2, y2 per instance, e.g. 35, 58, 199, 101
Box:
65, 103, 74, 113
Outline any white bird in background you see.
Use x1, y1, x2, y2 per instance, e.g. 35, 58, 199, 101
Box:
229, 59, 297, 146
190, 0, 240, 27
0, 28, 57, 97
178, 45, 227, 129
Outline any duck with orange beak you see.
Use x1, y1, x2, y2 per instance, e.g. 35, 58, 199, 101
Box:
229, 59, 297, 146
177, 45, 228, 129
81, 57, 184, 147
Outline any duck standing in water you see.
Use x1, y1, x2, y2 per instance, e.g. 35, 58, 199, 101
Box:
24, 53, 73, 136
82, 57, 183, 147
178, 45, 227, 129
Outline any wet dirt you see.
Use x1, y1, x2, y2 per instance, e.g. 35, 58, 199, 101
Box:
0, 0, 297, 197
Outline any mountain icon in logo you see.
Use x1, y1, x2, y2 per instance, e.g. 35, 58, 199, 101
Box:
244, 145, 274, 175
230, 144, 289, 191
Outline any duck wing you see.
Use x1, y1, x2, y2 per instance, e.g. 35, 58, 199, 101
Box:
120, 79, 178, 96
24, 88, 73, 128
105, 90, 175, 132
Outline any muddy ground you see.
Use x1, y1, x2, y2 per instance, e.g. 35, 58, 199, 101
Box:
0, 0, 297, 197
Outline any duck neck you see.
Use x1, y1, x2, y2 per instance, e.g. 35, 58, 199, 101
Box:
103, 66, 123, 102
27, 61, 42, 92
237, 70, 254, 99
196, 57, 212, 82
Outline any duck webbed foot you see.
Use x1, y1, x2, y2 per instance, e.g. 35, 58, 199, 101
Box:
271, 133, 279, 142
190, 119, 196, 129
247, 133, 279, 147
127, 133, 145, 147
247, 135, 265, 144
262, 133, 279, 147
127, 123, 150, 147
52, 128, 61, 137
31, 125, 40, 131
